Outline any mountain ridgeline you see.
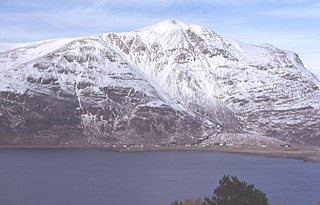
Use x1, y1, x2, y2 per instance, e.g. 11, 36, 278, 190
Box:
1, 20, 319, 147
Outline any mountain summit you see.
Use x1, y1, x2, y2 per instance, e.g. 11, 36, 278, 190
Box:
1, 20, 319, 147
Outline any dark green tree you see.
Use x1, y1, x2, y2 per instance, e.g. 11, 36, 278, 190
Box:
203, 175, 269, 205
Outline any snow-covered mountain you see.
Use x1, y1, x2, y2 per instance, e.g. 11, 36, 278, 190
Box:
1, 20, 319, 147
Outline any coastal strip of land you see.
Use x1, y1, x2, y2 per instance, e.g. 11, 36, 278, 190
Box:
1, 143, 320, 163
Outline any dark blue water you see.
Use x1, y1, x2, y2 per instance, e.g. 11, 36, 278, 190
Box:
0, 149, 319, 205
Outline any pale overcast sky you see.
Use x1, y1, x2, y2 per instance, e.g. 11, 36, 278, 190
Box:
0, 0, 319, 78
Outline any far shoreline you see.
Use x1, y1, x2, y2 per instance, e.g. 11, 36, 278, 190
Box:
1, 143, 320, 163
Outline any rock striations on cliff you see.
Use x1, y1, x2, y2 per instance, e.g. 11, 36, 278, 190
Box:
1, 20, 319, 147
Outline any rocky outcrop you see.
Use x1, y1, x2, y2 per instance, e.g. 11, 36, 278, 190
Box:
0, 20, 319, 147
0, 37, 217, 147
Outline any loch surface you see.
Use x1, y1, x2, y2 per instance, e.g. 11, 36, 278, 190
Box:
0, 149, 319, 205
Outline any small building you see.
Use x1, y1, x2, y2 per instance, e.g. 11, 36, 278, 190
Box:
280, 144, 292, 148
213, 142, 226, 146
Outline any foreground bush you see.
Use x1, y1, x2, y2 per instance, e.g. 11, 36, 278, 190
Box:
172, 175, 269, 205
203, 175, 268, 205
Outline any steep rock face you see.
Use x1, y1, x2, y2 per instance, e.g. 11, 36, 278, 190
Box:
0, 20, 319, 146
101, 20, 320, 145
0, 37, 217, 146
102, 21, 243, 132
